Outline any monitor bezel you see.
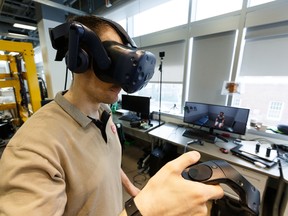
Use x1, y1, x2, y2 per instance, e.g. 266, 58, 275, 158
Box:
183, 101, 250, 136
121, 94, 151, 119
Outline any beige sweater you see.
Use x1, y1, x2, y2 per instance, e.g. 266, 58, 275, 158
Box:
0, 92, 123, 216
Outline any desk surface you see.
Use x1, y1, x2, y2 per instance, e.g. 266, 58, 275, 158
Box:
280, 155, 288, 183
148, 122, 280, 178
112, 113, 164, 142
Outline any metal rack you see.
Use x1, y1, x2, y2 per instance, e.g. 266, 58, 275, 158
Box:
0, 40, 41, 125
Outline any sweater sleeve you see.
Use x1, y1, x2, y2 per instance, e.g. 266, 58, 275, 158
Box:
0, 145, 67, 216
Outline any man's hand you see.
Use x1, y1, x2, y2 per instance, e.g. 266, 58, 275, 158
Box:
134, 151, 224, 216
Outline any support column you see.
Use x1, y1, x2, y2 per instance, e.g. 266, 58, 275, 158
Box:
35, 2, 72, 98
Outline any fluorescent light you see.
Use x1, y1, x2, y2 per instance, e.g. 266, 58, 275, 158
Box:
8, 32, 28, 37
13, 23, 37, 31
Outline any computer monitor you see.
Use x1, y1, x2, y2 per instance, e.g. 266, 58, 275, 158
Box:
183, 101, 250, 135
121, 94, 150, 119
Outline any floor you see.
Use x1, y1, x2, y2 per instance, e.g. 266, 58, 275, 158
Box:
121, 142, 150, 202
121, 141, 213, 216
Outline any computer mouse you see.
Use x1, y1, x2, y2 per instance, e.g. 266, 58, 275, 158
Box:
220, 148, 228, 154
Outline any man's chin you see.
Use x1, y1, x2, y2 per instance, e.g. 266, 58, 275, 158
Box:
110, 86, 121, 94
105, 94, 119, 105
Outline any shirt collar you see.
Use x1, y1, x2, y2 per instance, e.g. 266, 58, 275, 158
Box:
54, 91, 111, 128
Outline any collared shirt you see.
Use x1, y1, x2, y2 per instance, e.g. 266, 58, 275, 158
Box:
0, 91, 123, 216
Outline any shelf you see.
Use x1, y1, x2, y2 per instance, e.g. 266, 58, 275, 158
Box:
0, 103, 17, 111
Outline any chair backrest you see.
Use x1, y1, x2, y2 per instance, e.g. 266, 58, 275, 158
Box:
116, 123, 126, 148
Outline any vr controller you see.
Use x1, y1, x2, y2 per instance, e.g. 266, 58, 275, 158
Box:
182, 160, 260, 216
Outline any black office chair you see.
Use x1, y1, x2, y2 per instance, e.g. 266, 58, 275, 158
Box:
211, 195, 258, 216
0, 119, 15, 140
116, 123, 126, 152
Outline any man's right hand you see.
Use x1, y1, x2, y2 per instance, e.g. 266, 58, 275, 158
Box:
133, 151, 224, 216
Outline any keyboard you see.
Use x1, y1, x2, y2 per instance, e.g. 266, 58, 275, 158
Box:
119, 114, 141, 122
182, 128, 216, 143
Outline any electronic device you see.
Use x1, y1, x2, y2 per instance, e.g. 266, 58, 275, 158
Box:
187, 138, 203, 145
119, 114, 141, 122
49, 16, 156, 93
182, 127, 217, 143
120, 94, 150, 121
182, 160, 260, 216
230, 145, 277, 168
277, 124, 288, 135
219, 147, 228, 154
130, 120, 141, 128
183, 101, 250, 137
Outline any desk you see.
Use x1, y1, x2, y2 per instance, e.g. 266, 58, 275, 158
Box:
279, 157, 288, 216
148, 123, 279, 177
112, 113, 164, 143
148, 122, 281, 216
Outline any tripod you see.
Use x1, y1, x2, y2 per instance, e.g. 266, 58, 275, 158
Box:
158, 51, 165, 125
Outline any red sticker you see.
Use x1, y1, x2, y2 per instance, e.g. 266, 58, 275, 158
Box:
111, 124, 117, 134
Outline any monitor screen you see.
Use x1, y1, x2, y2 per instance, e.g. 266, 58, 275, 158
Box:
183, 101, 250, 135
121, 95, 150, 119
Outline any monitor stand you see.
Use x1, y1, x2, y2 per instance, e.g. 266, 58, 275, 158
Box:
209, 127, 228, 142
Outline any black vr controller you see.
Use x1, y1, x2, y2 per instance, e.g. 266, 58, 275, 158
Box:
182, 160, 260, 216
49, 17, 156, 93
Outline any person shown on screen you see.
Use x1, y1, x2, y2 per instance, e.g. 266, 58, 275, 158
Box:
214, 111, 225, 128
0, 15, 223, 216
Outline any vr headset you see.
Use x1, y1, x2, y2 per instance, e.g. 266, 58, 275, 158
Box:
49, 17, 156, 93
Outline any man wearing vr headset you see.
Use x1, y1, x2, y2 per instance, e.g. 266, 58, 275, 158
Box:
0, 15, 223, 215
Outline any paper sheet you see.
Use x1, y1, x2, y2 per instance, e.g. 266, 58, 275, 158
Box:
239, 141, 277, 162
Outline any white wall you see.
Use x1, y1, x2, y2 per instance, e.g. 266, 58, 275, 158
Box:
38, 19, 72, 98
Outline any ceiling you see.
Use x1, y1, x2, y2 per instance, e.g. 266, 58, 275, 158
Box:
0, 0, 131, 48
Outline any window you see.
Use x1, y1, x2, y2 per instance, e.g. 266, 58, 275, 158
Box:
135, 41, 186, 114
117, 19, 127, 31
107, 0, 288, 128
234, 22, 288, 126
0, 60, 9, 73
188, 31, 237, 105
267, 101, 284, 121
133, 0, 189, 37
248, 0, 275, 7
138, 83, 183, 114
193, 0, 243, 21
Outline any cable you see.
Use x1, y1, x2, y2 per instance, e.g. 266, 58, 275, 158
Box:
64, 66, 69, 90
183, 142, 189, 153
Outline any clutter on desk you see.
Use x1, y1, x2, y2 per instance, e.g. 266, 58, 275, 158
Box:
130, 120, 152, 129
231, 140, 278, 168
238, 141, 277, 162
219, 147, 228, 154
